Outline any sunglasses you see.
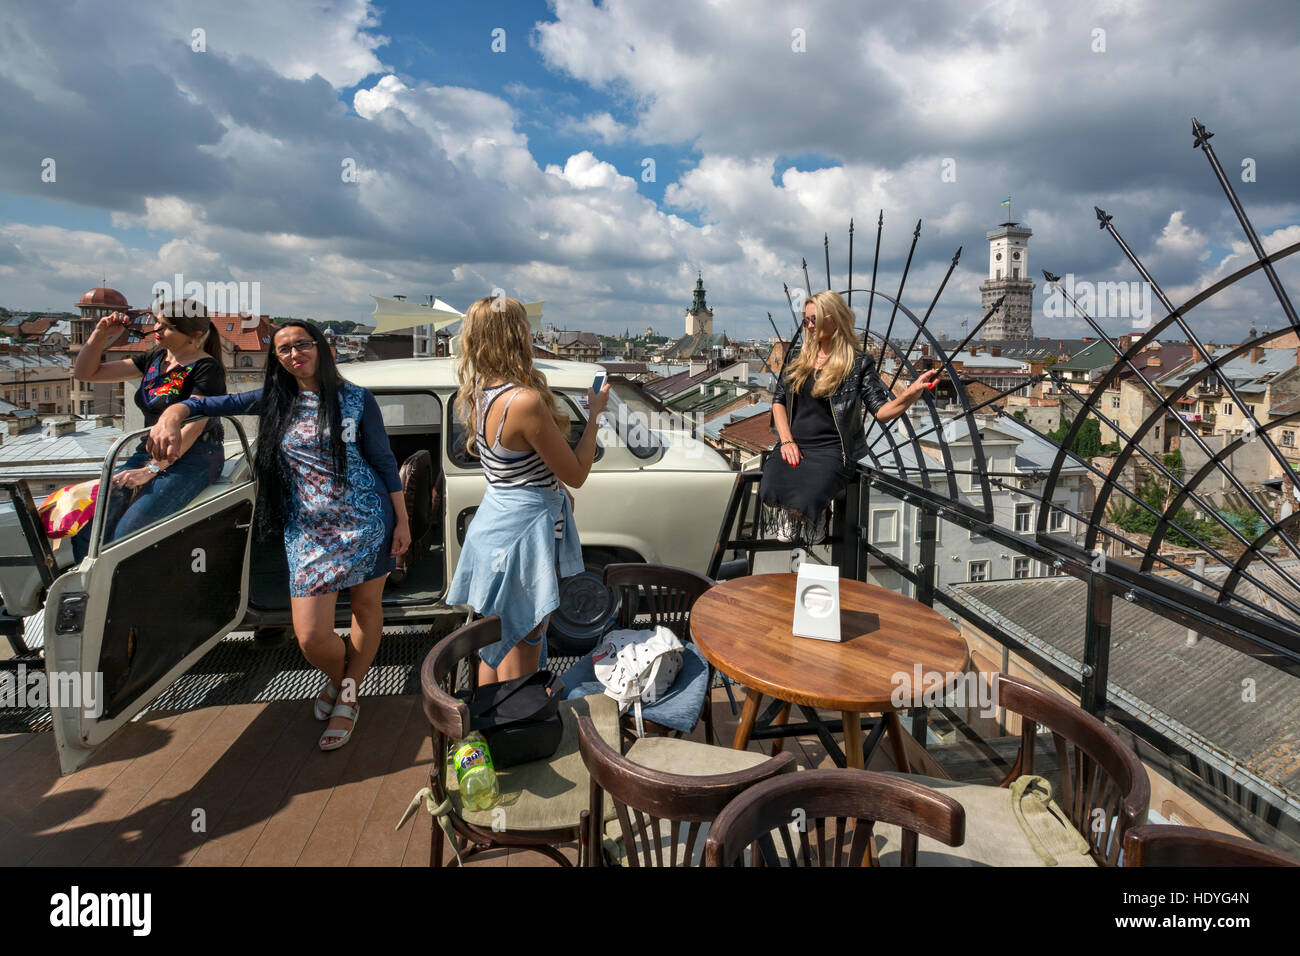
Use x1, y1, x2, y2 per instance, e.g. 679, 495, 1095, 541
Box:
274, 341, 317, 358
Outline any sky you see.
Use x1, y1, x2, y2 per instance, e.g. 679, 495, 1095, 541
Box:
1, 0, 1298, 345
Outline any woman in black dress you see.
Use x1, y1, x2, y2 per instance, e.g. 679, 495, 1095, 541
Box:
761, 290, 939, 544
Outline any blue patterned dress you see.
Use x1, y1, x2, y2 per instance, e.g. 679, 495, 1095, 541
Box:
182, 382, 402, 596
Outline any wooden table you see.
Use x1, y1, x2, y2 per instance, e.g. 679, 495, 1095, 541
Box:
690, 573, 969, 771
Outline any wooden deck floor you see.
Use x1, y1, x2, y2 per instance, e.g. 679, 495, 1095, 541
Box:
1, 688, 930, 867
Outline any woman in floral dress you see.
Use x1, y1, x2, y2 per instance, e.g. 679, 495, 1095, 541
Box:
148, 320, 410, 751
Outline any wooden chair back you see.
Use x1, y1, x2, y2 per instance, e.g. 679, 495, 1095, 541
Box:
703, 769, 964, 867
603, 563, 717, 743
994, 673, 1150, 866
577, 715, 796, 867
604, 563, 714, 641
419, 615, 499, 801
1123, 824, 1300, 867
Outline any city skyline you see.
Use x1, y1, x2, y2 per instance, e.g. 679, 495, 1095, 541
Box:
1, 0, 1297, 341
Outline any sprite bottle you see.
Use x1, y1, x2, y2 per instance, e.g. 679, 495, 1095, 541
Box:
449, 731, 499, 811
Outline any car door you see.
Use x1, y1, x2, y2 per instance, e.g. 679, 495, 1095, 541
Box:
44, 419, 257, 774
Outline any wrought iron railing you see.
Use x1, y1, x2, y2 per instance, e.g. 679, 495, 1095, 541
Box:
747, 118, 1300, 850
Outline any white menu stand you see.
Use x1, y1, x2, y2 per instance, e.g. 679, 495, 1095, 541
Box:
792, 563, 841, 642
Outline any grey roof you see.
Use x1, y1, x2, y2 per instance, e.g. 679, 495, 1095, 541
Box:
994, 414, 1090, 473
1159, 347, 1298, 395
0, 352, 71, 371
1054, 339, 1118, 372
0, 421, 123, 475
950, 567, 1300, 808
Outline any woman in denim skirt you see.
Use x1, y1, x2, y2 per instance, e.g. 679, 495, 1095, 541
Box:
445, 295, 609, 684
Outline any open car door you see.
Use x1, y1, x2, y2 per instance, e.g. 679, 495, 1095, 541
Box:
44, 419, 257, 774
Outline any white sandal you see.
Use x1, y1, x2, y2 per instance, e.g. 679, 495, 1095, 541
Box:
314, 679, 339, 721
319, 702, 359, 751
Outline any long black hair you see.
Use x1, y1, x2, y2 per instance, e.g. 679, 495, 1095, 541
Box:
253, 320, 348, 538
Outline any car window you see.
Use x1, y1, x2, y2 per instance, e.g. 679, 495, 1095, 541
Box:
371, 391, 440, 429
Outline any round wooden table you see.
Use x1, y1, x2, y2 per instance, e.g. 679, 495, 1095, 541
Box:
689, 573, 970, 771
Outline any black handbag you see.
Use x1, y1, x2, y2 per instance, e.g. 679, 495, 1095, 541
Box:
459, 670, 564, 769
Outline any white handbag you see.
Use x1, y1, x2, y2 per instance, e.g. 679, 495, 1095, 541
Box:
592, 625, 684, 737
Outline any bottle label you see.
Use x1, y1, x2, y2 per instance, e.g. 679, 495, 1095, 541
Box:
452, 740, 494, 780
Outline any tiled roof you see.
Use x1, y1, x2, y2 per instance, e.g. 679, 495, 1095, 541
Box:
702, 403, 771, 440
951, 568, 1300, 799
1159, 347, 1299, 394
112, 314, 273, 354
718, 408, 778, 453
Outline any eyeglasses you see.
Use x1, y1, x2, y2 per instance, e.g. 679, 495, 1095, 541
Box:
275, 341, 317, 358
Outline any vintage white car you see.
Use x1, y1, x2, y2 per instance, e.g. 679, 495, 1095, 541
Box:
0, 358, 738, 772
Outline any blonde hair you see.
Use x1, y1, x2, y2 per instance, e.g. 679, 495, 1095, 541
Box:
455, 295, 569, 458
783, 290, 862, 398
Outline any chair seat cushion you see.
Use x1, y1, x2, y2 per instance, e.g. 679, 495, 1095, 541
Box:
874, 773, 1098, 867
448, 693, 621, 832
600, 738, 780, 866
623, 735, 773, 776
560, 641, 710, 734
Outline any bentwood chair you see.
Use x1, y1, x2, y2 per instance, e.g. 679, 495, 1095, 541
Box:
417, 615, 621, 866
703, 769, 965, 867
603, 563, 718, 744
1123, 824, 1300, 867
878, 673, 1150, 867
576, 714, 796, 867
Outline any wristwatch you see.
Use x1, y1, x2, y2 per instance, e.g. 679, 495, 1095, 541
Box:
146, 463, 162, 475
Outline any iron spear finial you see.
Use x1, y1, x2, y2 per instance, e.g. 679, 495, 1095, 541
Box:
913, 219, 922, 239
1095, 206, 1112, 229
1192, 117, 1213, 148
1043, 270, 1061, 283
952, 246, 962, 266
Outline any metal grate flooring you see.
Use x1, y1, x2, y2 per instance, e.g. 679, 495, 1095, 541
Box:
1, 624, 584, 736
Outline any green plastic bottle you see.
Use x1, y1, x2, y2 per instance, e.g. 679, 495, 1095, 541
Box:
449, 732, 499, 811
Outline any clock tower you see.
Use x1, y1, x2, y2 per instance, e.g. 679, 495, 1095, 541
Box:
980, 221, 1035, 339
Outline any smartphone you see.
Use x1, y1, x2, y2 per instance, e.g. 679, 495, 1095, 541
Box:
591, 373, 606, 393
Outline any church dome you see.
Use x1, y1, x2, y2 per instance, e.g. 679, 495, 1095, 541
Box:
78, 287, 129, 309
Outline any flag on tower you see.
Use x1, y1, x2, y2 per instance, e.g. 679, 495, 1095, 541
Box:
1000, 197, 1012, 206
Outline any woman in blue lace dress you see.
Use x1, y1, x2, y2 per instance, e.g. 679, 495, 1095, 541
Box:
149, 321, 410, 752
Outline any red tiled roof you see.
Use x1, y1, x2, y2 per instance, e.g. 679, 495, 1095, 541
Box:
112, 313, 273, 353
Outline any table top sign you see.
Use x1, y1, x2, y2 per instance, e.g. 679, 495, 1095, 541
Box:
792, 562, 841, 642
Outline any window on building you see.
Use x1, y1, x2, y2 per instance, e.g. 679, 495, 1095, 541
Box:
1049, 504, 1069, 533
1014, 503, 1033, 533
995, 269, 1002, 280
969, 561, 989, 583
226, 322, 235, 332
1223, 402, 1234, 416
1012, 267, 1020, 279
1013, 557, 1031, 579
1109, 394, 1120, 409
1284, 430, 1295, 448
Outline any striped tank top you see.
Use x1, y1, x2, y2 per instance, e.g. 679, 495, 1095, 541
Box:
477, 382, 560, 490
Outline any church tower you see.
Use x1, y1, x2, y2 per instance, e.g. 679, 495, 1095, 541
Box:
980, 221, 1035, 339
684, 272, 714, 337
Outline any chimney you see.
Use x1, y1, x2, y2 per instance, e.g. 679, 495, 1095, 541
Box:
4, 420, 21, 436
96, 415, 115, 427
969, 345, 980, 356
1147, 357, 1162, 368
990, 346, 1002, 357
1250, 346, 1265, 363
920, 343, 930, 359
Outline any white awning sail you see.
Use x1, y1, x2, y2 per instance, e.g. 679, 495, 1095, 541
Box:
369, 296, 544, 334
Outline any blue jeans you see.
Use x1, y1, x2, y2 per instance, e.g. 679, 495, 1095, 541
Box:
72, 441, 225, 560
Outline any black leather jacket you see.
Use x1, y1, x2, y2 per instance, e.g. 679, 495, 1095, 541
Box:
771, 346, 895, 464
